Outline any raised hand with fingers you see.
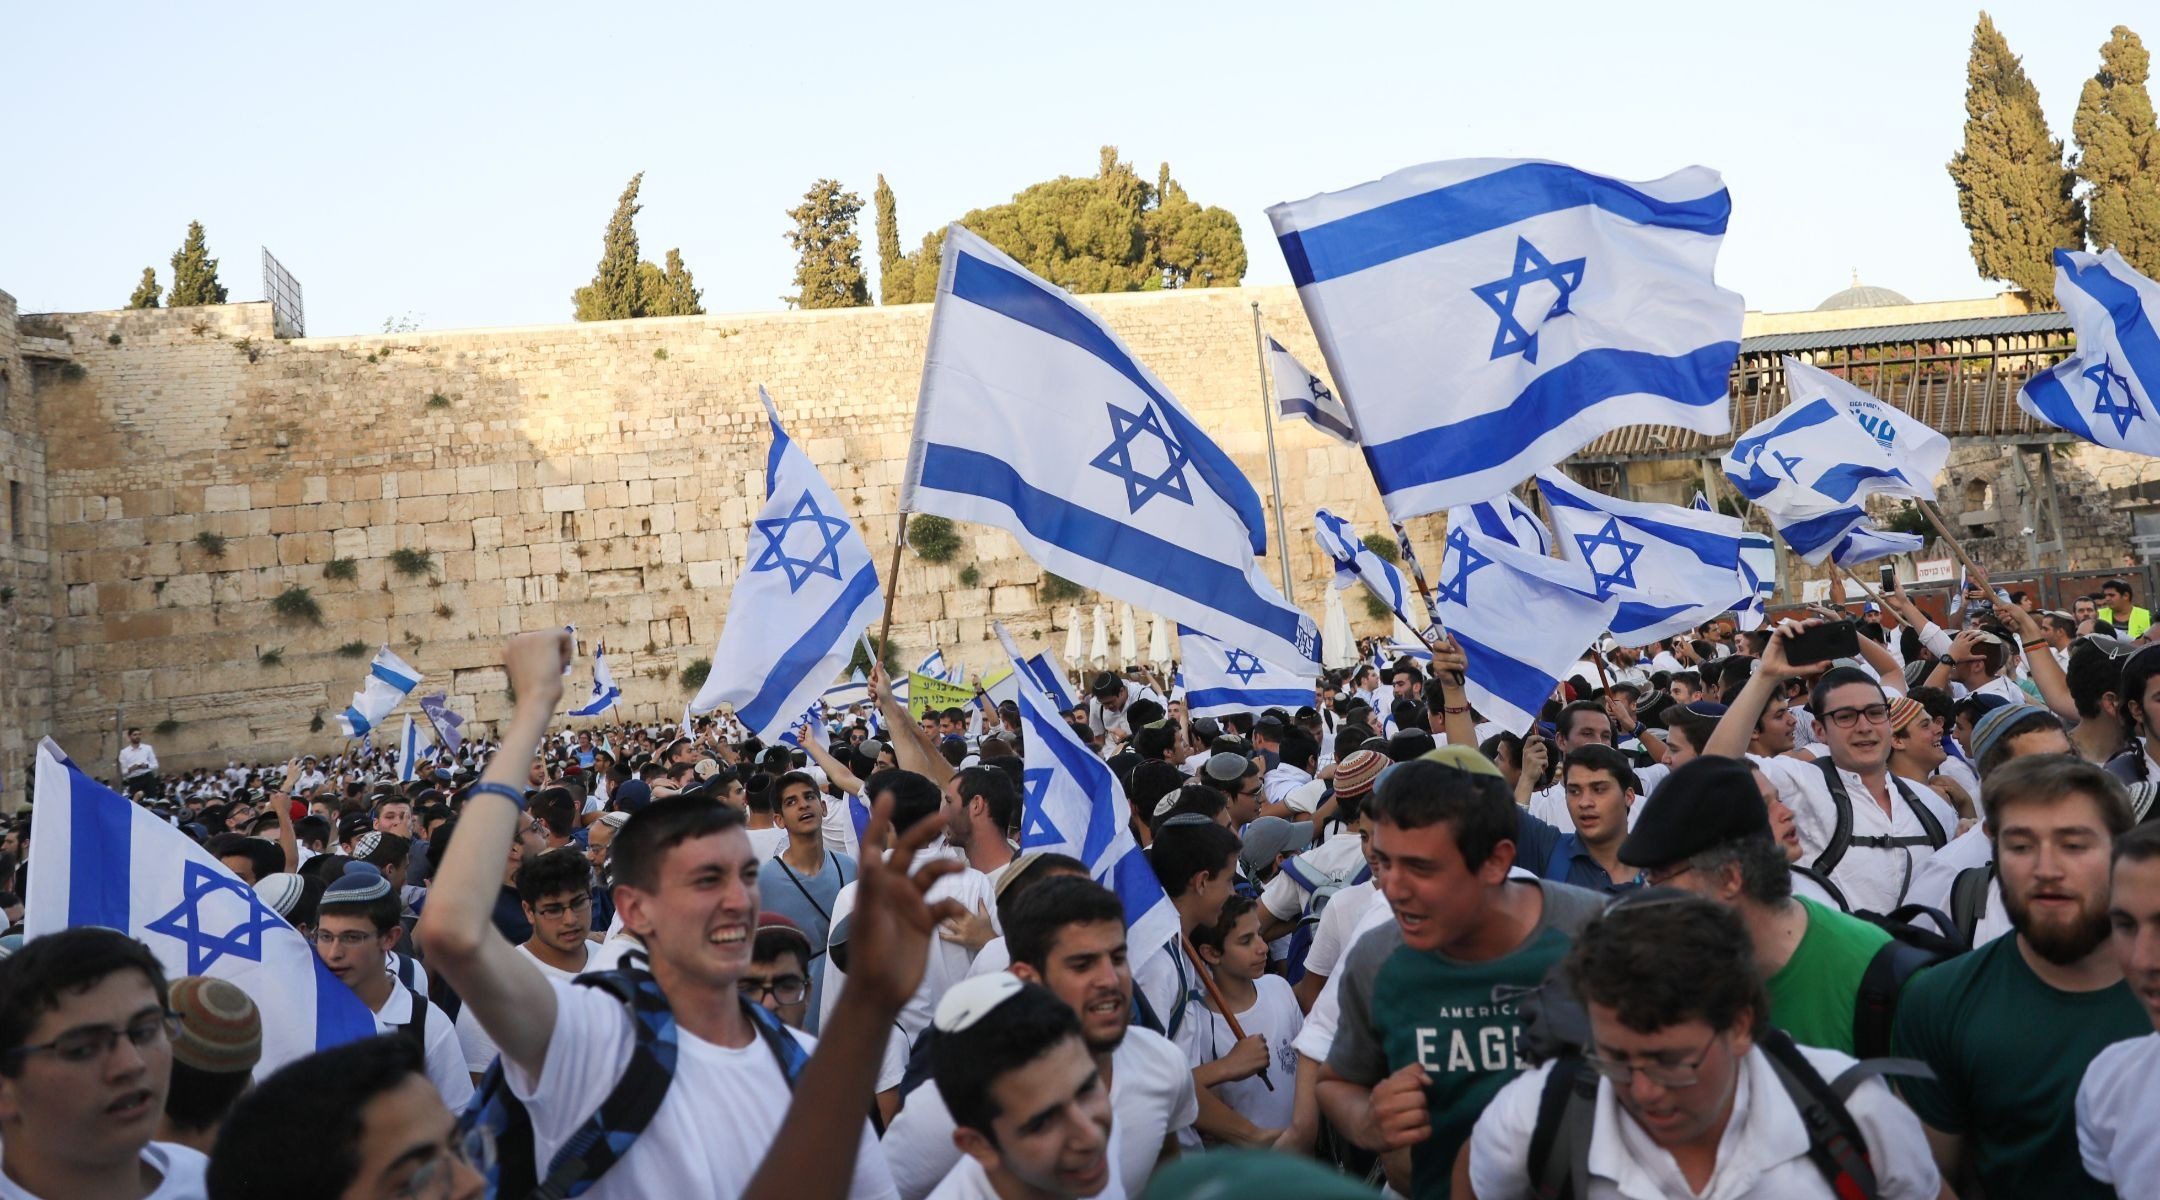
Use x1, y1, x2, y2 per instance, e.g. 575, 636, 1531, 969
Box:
842, 797, 969, 1015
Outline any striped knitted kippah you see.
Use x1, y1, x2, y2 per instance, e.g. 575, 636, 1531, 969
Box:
167, 976, 262, 1075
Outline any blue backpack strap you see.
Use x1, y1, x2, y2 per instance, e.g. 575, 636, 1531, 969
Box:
532, 967, 681, 1199
1545, 835, 1579, 884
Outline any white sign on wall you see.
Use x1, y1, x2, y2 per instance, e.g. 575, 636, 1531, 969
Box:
1916, 559, 1955, 584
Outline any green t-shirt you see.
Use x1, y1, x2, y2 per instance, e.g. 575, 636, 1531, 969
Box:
1327, 879, 1606, 1199
1766, 897, 1891, 1055
1890, 933, 2149, 1199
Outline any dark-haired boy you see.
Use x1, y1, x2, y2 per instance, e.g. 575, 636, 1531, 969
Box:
453, 847, 610, 1079
314, 865, 471, 1108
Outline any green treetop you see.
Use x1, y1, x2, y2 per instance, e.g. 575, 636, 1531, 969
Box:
167, 222, 227, 307
573, 173, 647, 321
644, 248, 706, 316
783, 179, 872, 309
1948, 13, 2085, 305
126, 267, 162, 309
2073, 25, 2160, 276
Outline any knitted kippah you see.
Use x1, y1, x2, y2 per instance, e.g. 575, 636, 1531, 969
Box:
323, 861, 392, 905
167, 976, 262, 1075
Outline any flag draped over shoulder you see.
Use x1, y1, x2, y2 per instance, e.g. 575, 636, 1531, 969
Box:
1177, 625, 1316, 719
569, 640, 622, 717
1266, 335, 1356, 444
25, 740, 376, 1074
902, 225, 1319, 671
2019, 248, 2160, 455
335, 647, 422, 739
690, 387, 885, 742
1722, 357, 1949, 565
1534, 468, 1748, 642
1432, 526, 1617, 736
1268, 158, 1743, 519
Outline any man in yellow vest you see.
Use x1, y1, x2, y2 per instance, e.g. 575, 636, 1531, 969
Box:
2100, 578, 2152, 640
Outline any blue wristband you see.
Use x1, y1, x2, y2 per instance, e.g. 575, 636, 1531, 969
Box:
468, 781, 529, 811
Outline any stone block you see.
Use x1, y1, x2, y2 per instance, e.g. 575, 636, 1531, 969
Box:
541, 485, 583, 513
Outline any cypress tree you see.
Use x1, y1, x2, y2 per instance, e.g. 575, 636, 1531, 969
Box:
126, 267, 162, 309
874, 174, 914, 305
646, 248, 705, 317
2073, 25, 2160, 276
572, 173, 646, 321
166, 222, 227, 307
783, 180, 871, 309
1947, 13, 2085, 305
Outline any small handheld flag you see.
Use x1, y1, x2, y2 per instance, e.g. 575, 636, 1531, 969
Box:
336, 647, 422, 739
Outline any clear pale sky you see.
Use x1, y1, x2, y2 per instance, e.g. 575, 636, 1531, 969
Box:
1, 1, 2138, 336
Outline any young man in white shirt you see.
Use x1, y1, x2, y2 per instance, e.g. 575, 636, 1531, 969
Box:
313, 865, 472, 1110
1188, 896, 1302, 1141
0, 928, 208, 1200
454, 847, 599, 1078
1462, 895, 1941, 1199
118, 728, 161, 797
922, 975, 1121, 1200
2079, 821, 2160, 1190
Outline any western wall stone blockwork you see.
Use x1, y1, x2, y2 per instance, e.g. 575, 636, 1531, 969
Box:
15, 287, 1395, 770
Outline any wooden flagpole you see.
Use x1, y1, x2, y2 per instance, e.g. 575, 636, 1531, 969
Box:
876, 513, 908, 659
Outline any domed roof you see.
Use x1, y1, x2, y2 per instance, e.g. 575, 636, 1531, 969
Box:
1816, 271, 1912, 311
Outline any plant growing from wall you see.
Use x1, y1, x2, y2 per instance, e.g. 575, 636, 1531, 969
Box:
309, 710, 325, 733
909, 515, 962, 563
847, 634, 900, 677
194, 531, 227, 558
271, 585, 322, 624
389, 547, 433, 576
338, 640, 369, 658
958, 565, 981, 587
1041, 573, 1086, 602
1361, 533, 1400, 562
325, 557, 358, 581
1362, 593, 1393, 621
154, 718, 181, 735
258, 648, 284, 667
426, 392, 451, 409
680, 658, 712, 691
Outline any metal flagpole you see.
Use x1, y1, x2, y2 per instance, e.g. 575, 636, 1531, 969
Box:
1250, 303, 1296, 605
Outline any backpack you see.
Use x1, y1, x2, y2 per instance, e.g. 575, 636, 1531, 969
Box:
1845, 903, 1965, 1059
458, 953, 807, 1200
1811, 759, 1947, 884
392, 982, 429, 1055
1948, 864, 1996, 947
1280, 859, 1371, 985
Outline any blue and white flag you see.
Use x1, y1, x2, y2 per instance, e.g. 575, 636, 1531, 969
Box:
1431, 526, 1618, 735
335, 647, 422, 739
1723, 357, 1950, 564
1691, 490, 1712, 512
1177, 625, 1316, 719
1449, 492, 1553, 556
563, 625, 579, 677
1266, 335, 1356, 444
998, 629, 1178, 968
1023, 652, 1080, 713
26, 739, 375, 1074
1315, 508, 1417, 629
1268, 158, 1744, 519
2020, 249, 2160, 454
1828, 523, 1924, 568
417, 693, 464, 756
691, 388, 885, 742
915, 649, 951, 685
1735, 532, 1776, 630
1535, 469, 1749, 642
397, 715, 423, 783
902, 224, 1319, 670
823, 670, 871, 711
569, 640, 622, 717
779, 702, 829, 751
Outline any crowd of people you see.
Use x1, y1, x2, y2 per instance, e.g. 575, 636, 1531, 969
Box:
2, 562, 2158, 1198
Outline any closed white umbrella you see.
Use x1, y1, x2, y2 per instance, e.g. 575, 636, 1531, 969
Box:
1064, 606, 1084, 665
1090, 605, 1109, 669
1148, 613, 1171, 669
1119, 604, 1138, 670
1322, 587, 1358, 670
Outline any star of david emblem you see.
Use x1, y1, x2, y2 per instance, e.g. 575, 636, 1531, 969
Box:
1772, 450, 1805, 482
1434, 528, 1493, 608
1307, 374, 1334, 405
2086, 356, 2143, 438
750, 492, 852, 592
1573, 517, 1645, 597
145, 861, 289, 975
1019, 768, 1064, 848
1222, 648, 1266, 684
1090, 404, 1194, 513
1470, 237, 1587, 364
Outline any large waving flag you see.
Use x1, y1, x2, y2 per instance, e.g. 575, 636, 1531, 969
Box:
335, 647, 422, 739
1268, 158, 1744, 519
26, 740, 375, 1074
1722, 357, 1950, 564
417, 693, 464, 755
1534, 469, 1748, 642
1022, 651, 1080, 713
569, 640, 622, 717
2020, 249, 2160, 453
1828, 523, 1924, 568
1315, 508, 1418, 628
1267, 335, 1356, 444
691, 388, 885, 741
1178, 625, 1316, 719
1432, 526, 1618, 735
1449, 492, 1554, 556
997, 629, 1179, 967
902, 225, 1319, 670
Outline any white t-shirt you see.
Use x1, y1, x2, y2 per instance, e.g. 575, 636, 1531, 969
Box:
371, 976, 474, 1110
1259, 834, 1367, 923
0, 1142, 205, 1200
1293, 892, 1398, 1062
1751, 755, 1956, 914
2078, 1032, 2160, 1189
923, 1138, 1125, 1200
1301, 879, 1381, 981
1468, 1043, 1941, 1199
967, 936, 1012, 979
506, 977, 897, 1199
747, 825, 789, 860
822, 792, 861, 859
1130, 939, 1208, 1066
884, 1026, 1195, 1200
1192, 976, 1303, 1133
819, 848, 994, 1041
1903, 825, 2011, 947
456, 944, 590, 1072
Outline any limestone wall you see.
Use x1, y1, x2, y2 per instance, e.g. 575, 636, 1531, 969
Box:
0, 291, 53, 801
24, 288, 1403, 770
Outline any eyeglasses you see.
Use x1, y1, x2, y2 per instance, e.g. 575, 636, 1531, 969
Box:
1583, 1028, 1722, 1089
9, 1012, 182, 1067
1643, 862, 1695, 887
533, 894, 592, 921
312, 929, 385, 949
738, 974, 809, 1006
401, 1128, 489, 1200
1822, 703, 1892, 730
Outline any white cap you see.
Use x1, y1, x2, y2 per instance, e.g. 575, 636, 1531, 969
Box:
932, 972, 1026, 1034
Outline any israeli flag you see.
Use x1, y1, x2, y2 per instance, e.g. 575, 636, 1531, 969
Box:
1432, 526, 1618, 736
397, 715, 423, 783
1723, 357, 1950, 564
335, 647, 422, 738
418, 693, 464, 755
778, 702, 829, 751
1266, 335, 1356, 444
691, 388, 885, 742
1735, 532, 1776, 630
1178, 624, 1316, 719
1535, 469, 1748, 642
1449, 492, 1553, 556
998, 629, 1178, 967
1828, 523, 1924, 568
1268, 158, 1743, 519
823, 670, 871, 710
902, 224, 1319, 671
1024, 652, 1081, 713
2020, 249, 2160, 454
26, 740, 376, 1074
1315, 508, 1417, 629
915, 649, 947, 682
569, 640, 622, 717
1690, 490, 1712, 512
